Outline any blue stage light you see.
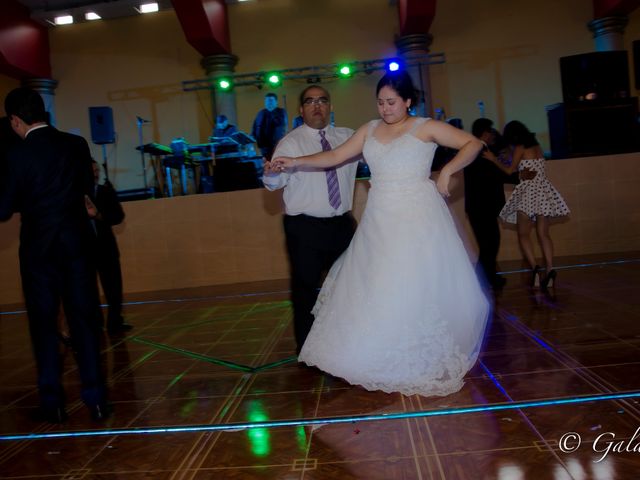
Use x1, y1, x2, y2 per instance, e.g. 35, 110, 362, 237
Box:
386, 59, 401, 72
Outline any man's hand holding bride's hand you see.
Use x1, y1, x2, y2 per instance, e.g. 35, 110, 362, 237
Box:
271, 156, 297, 171
262, 158, 278, 176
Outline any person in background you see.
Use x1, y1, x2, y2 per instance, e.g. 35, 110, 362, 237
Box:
487, 120, 570, 289
262, 85, 358, 355
212, 114, 238, 138
251, 93, 288, 160
292, 115, 304, 129
85, 160, 132, 335
0, 87, 109, 423
464, 118, 524, 291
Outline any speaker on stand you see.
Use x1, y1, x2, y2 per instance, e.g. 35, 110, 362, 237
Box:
88, 106, 115, 181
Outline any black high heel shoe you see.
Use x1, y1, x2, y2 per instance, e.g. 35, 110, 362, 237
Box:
541, 269, 557, 290
531, 265, 541, 287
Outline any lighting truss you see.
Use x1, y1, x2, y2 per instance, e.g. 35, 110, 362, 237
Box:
182, 53, 445, 92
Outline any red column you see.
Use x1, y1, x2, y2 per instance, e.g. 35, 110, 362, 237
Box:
0, 0, 51, 79
395, 0, 438, 117
397, 0, 436, 37
170, 0, 231, 56
593, 0, 640, 18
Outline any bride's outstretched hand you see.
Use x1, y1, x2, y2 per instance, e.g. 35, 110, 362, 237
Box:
271, 156, 296, 171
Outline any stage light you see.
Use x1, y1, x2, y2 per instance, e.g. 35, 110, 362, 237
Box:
85, 12, 101, 20
266, 73, 282, 87
337, 64, 353, 77
139, 3, 159, 14
54, 15, 74, 25
386, 59, 402, 72
217, 78, 233, 91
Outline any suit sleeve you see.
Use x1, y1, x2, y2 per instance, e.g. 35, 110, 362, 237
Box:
99, 182, 125, 226
0, 153, 20, 221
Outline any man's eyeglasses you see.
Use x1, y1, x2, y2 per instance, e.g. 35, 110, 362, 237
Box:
302, 97, 330, 106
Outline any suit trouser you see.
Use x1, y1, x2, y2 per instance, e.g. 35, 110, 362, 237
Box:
20, 239, 105, 409
283, 213, 356, 354
96, 250, 124, 327
467, 209, 501, 284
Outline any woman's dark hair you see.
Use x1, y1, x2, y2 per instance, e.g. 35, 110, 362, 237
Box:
502, 120, 539, 148
376, 71, 418, 107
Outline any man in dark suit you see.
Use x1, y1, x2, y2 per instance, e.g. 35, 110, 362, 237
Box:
0, 88, 109, 423
251, 93, 288, 160
86, 160, 132, 335
464, 118, 516, 291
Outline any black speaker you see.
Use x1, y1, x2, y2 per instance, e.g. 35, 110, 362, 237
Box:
88, 106, 115, 144
633, 40, 640, 90
560, 51, 630, 104
213, 159, 262, 192
547, 98, 639, 158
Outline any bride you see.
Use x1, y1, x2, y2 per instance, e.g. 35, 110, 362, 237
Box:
272, 71, 490, 397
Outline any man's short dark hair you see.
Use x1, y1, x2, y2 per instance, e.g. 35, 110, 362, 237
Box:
216, 114, 227, 123
4, 88, 47, 125
298, 85, 331, 107
471, 118, 493, 138
265, 93, 277, 101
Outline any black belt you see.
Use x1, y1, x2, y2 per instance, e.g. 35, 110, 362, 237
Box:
286, 212, 351, 222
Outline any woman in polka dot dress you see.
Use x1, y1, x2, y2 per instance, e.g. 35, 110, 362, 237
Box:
485, 120, 569, 289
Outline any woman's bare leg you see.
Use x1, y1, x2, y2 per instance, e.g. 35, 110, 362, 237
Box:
535, 215, 554, 272
517, 212, 537, 269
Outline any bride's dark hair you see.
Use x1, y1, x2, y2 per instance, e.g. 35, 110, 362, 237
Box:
376, 70, 418, 107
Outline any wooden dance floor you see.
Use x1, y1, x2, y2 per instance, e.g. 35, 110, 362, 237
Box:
1, 252, 640, 479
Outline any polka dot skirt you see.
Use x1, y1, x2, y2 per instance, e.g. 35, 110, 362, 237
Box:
499, 158, 570, 224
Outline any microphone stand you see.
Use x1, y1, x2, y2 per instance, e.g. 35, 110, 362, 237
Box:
102, 144, 110, 182
137, 116, 149, 190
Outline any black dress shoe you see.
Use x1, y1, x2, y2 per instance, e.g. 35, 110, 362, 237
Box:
491, 276, 507, 290
107, 323, 133, 335
34, 406, 68, 424
88, 403, 112, 421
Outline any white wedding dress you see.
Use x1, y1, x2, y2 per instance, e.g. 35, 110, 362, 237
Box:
299, 118, 490, 397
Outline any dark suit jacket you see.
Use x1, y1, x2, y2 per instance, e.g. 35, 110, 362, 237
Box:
251, 108, 287, 150
94, 181, 125, 257
0, 126, 95, 262
464, 153, 519, 217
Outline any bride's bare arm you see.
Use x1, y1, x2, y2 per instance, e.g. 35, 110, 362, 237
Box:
419, 120, 483, 196
272, 124, 368, 170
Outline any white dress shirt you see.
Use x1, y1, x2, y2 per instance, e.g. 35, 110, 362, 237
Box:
263, 123, 359, 217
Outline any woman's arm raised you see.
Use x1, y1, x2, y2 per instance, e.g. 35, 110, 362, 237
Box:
272, 123, 368, 170
483, 145, 523, 175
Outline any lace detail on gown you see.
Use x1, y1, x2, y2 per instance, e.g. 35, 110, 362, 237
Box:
301, 118, 490, 397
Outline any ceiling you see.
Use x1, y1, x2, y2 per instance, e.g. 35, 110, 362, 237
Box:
14, 0, 176, 25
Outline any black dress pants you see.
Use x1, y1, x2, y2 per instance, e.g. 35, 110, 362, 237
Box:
284, 213, 356, 354
467, 209, 501, 286
20, 235, 105, 410
96, 250, 124, 328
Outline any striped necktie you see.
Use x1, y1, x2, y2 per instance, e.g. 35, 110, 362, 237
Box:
320, 130, 341, 209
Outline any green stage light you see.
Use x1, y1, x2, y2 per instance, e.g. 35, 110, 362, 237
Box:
217, 78, 232, 91
337, 64, 353, 77
266, 73, 282, 87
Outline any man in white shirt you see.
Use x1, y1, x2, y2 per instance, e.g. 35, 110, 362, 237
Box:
263, 85, 359, 355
